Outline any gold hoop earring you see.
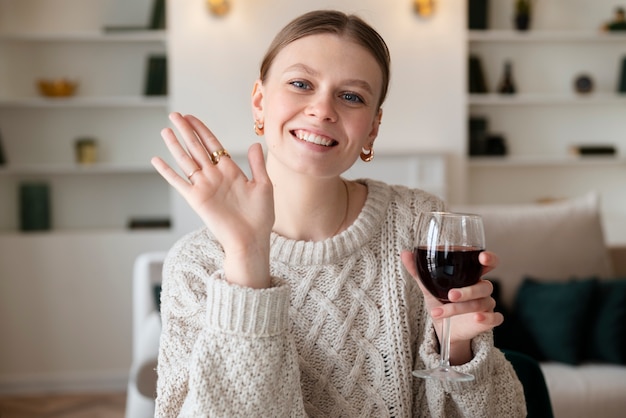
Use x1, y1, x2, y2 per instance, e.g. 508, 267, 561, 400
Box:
254, 120, 264, 136
360, 147, 374, 162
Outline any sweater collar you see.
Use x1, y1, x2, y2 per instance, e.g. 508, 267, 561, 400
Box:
269, 179, 391, 266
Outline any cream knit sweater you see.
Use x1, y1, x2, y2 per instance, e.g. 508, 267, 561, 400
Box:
155, 179, 526, 417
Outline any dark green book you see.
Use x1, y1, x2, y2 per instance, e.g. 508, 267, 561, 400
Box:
149, 0, 166, 30
468, 55, 488, 93
468, 0, 489, 30
20, 182, 51, 231
619, 56, 626, 93
144, 55, 167, 96
0, 129, 6, 165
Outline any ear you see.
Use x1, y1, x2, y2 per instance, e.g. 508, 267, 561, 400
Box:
251, 79, 264, 122
367, 108, 383, 142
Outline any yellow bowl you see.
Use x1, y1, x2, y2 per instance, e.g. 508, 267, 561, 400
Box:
37, 79, 78, 97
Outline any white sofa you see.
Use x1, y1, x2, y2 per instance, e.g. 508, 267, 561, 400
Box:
454, 192, 626, 418
125, 251, 166, 418
126, 193, 626, 418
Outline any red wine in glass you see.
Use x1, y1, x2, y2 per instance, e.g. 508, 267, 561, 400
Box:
412, 211, 485, 382
414, 246, 483, 303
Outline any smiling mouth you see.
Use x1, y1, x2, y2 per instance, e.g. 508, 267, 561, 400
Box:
292, 129, 338, 147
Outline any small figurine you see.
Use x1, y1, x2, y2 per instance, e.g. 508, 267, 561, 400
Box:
602, 7, 626, 31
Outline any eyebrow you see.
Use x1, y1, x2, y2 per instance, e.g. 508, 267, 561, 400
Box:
284, 63, 374, 95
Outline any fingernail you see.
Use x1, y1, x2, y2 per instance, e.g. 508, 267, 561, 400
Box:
448, 290, 461, 301
431, 307, 443, 317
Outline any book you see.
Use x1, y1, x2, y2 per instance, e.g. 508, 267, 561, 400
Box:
468, 0, 489, 30
468, 55, 488, 93
128, 217, 171, 229
149, 0, 166, 30
0, 129, 6, 165
144, 55, 167, 96
570, 145, 616, 156
619, 56, 626, 93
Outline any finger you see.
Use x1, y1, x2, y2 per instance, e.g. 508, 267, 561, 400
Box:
151, 156, 191, 193
184, 114, 229, 161
160, 127, 202, 179
168, 113, 214, 168
479, 250, 499, 275
448, 279, 494, 302
474, 311, 504, 328
248, 143, 270, 184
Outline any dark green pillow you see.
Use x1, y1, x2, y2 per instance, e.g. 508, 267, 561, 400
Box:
153, 284, 162, 313
515, 277, 597, 365
491, 280, 544, 361
587, 279, 626, 364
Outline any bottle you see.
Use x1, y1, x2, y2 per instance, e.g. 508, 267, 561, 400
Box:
498, 60, 517, 94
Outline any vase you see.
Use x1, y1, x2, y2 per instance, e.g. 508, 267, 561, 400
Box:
515, 13, 530, 30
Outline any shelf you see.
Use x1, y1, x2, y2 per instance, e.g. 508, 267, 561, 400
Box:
0, 163, 157, 176
0, 96, 168, 108
0, 30, 167, 43
0, 227, 172, 239
469, 30, 626, 43
469, 155, 626, 168
469, 93, 626, 106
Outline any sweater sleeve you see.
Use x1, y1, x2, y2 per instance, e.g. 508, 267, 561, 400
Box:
155, 233, 307, 417
403, 187, 526, 417
415, 304, 527, 417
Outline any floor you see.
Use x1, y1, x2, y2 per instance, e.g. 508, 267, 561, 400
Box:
0, 392, 126, 418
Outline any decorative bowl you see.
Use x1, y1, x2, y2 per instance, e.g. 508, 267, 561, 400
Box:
37, 79, 78, 97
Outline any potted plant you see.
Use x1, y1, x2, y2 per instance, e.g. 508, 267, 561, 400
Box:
514, 0, 533, 31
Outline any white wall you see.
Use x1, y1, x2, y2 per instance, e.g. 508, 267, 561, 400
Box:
168, 0, 467, 234
0, 0, 466, 393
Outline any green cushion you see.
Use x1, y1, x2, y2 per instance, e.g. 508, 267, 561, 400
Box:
492, 280, 543, 360
587, 279, 626, 364
153, 284, 162, 313
515, 277, 597, 365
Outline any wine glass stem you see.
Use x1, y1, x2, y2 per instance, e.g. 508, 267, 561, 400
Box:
440, 316, 451, 369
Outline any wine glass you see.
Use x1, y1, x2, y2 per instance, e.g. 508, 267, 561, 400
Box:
413, 211, 485, 382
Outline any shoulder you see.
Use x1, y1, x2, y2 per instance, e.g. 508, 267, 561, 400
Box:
360, 178, 445, 215
163, 227, 224, 280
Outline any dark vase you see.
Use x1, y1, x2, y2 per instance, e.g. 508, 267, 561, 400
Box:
515, 14, 530, 31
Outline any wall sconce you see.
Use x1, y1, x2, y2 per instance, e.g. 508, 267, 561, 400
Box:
207, 0, 230, 16
414, 0, 436, 17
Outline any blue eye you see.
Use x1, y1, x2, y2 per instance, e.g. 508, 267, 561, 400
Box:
290, 80, 310, 90
342, 92, 364, 104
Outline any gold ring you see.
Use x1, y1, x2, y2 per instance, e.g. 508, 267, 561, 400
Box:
211, 149, 230, 165
187, 167, 201, 179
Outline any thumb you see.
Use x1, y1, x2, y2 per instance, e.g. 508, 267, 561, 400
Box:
247, 143, 270, 183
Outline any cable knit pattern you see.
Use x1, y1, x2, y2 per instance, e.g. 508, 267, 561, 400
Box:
156, 179, 526, 417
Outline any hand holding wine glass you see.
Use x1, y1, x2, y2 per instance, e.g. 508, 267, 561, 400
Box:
413, 211, 485, 382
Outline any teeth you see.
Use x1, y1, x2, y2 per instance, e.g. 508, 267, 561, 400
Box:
294, 130, 334, 147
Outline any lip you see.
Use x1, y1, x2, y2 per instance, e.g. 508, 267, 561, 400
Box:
291, 129, 338, 147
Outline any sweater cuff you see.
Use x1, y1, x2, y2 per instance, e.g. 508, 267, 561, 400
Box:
420, 317, 495, 392
205, 273, 290, 337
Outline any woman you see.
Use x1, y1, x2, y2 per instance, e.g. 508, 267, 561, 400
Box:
151, 9, 526, 417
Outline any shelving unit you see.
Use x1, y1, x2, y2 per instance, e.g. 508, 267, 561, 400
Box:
466, 0, 626, 245
0, 2, 170, 233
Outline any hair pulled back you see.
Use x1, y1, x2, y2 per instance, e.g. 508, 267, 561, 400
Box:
259, 10, 391, 108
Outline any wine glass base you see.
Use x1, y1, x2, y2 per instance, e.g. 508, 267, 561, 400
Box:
413, 367, 475, 382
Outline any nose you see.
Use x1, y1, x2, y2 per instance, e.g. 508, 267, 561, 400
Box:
306, 92, 338, 122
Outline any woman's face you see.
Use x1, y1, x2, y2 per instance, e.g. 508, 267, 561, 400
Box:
252, 33, 383, 179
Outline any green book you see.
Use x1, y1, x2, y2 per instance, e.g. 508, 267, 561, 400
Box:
20, 182, 51, 231
617, 57, 626, 93
144, 55, 167, 96
149, 0, 166, 30
0, 129, 6, 165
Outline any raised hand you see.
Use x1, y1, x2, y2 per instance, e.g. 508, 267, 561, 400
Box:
151, 112, 275, 288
